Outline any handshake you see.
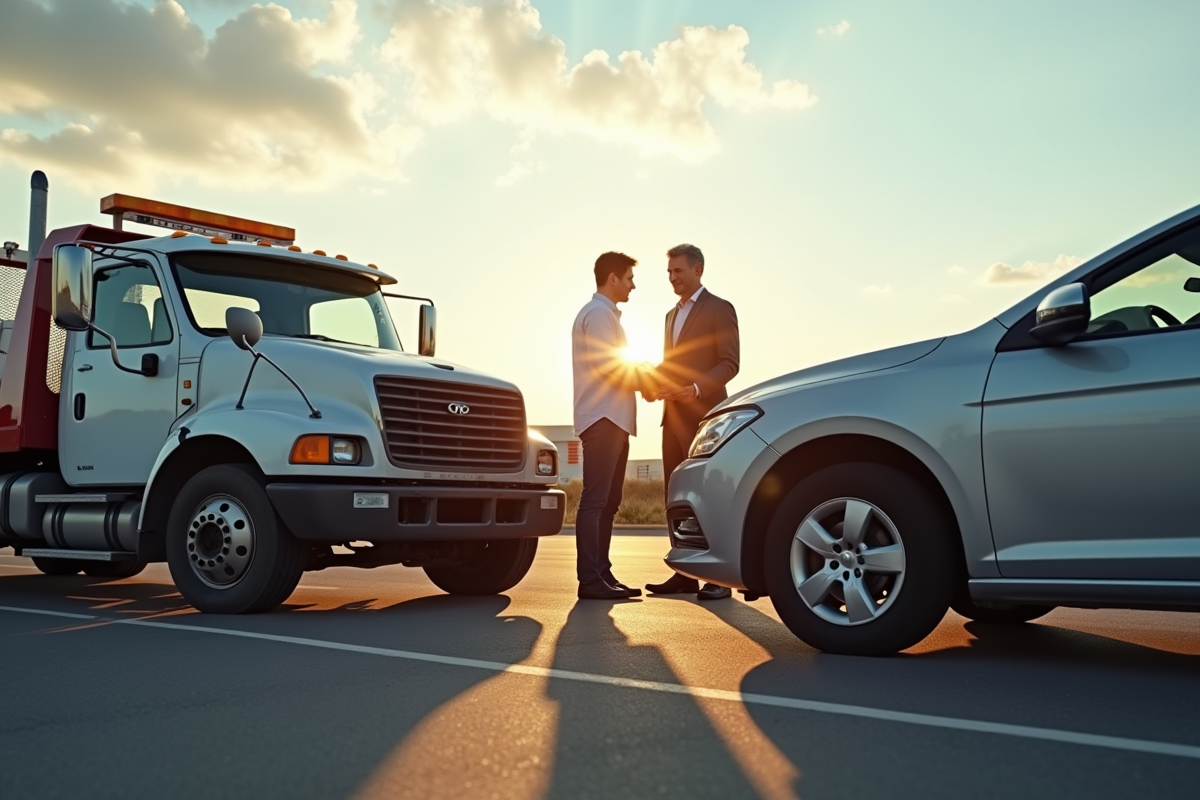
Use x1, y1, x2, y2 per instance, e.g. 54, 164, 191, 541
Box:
632, 362, 698, 403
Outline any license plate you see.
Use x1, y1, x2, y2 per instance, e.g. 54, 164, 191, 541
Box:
353, 492, 389, 509
540, 496, 559, 510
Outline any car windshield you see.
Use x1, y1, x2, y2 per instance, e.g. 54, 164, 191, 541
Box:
171, 252, 402, 351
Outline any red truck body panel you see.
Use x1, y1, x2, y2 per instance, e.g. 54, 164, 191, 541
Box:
0, 224, 150, 453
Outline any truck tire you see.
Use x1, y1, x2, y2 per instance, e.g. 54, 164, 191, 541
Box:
423, 538, 539, 595
165, 464, 305, 614
82, 561, 147, 579
764, 463, 957, 656
32, 557, 87, 576
951, 595, 1054, 624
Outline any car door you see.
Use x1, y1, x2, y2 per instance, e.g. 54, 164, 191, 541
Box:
981, 224, 1200, 580
60, 258, 180, 487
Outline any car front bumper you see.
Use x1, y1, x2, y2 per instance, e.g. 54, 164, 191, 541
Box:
267, 483, 566, 542
663, 427, 775, 590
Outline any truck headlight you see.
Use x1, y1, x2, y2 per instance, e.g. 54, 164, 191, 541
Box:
688, 407, 762, 459
536, 449, 557, 476
331, 438, 362, 465
290, 435, 362, 465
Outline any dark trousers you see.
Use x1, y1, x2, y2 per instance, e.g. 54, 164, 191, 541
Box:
576, 417, 630, 584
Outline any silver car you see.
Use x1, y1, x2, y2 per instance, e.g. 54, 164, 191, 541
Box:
665, 205, 1200, 655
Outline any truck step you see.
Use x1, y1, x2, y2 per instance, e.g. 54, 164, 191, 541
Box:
19, 548, 137, 562
34, 493, 137, 504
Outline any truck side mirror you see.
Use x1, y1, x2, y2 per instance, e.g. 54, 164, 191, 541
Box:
51, 244, 94, 331
1030, 282, 1090, 346
226, 307, 263, 350
418, 304, 437, 357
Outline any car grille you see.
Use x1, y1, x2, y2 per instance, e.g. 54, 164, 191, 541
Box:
374, 376, 527, 472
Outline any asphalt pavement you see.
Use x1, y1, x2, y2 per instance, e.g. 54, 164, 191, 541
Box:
1, 537, 1198, 800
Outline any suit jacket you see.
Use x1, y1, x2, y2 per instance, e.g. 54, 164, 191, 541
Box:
658, 287, 740, 442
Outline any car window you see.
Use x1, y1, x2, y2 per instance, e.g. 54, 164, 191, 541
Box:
1086, 239, 1200, 336
90, 263, 172, 349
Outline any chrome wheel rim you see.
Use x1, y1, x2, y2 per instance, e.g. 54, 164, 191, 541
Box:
186, 494, 254, 589
789, 497, 906, 627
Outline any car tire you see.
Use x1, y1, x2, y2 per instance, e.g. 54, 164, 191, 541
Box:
424, 538, 539, 595
166, 464, 305, 614
951, 596, 1054, 624
82, 561, 147, 579
764, 462, 957, 656
31, 557, 87, 576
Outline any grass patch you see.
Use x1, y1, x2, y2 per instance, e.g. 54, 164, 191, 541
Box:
562, 478, 665, 525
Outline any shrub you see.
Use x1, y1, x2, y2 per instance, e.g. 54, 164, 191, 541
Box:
562, 478, 665, 525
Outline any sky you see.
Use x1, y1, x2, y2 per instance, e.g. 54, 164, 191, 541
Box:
2, 0, 1199, 459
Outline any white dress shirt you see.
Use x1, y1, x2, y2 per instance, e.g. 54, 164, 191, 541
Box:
670, 286, 705, 398
572, 293, 636, 437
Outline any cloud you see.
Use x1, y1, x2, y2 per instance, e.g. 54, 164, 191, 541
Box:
0, 0, 416, 189
818, 20, 851, 37
380, 0, 817, 161
979, 254, 1083, 286
947, 264, 967, 275
861, 284, 893, 295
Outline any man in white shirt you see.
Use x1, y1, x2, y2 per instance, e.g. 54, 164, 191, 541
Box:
571, 251, 649, 600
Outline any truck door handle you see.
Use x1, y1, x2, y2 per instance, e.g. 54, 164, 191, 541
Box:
77, 364, 93, 372
73, 393, 86, 421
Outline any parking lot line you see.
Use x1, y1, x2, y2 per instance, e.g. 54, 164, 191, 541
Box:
3, 603, 1198, 761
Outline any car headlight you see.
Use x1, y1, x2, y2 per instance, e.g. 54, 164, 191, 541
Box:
290, 435, 363, 465
536, 449, 557, 476
688, 407, 762, 459
331, 437, 362, 465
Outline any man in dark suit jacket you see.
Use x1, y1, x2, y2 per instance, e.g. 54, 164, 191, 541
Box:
644, 244, 740, 600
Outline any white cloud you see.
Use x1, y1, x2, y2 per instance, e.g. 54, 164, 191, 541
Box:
861, 284, 893, 296
0, 0, 415, 190
979, 254, 1083, 286
380, 0, 817, 161
818, 20, 851, 37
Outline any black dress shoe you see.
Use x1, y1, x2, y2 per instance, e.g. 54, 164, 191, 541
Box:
603, 575, 643, 598
697, 583, 732, 601
578, 579, 631, 600
645, 573, 700, 595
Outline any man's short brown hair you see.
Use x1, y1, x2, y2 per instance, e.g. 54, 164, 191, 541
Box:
594, 251, 637, 287
667, 243, 704, 268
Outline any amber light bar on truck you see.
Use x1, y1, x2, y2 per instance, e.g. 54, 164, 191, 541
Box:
100, 193, 295, 246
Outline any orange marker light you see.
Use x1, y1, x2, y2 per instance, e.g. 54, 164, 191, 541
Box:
181, 398, 192, 406
335, 254, 348, 261
171, 230, 189, 238
367, 263, 378, 270
257, 240, 273, 247
287, 245, 302, 252
210, 236, 228, 244
290, 435, 330, 464
313, 249, 327, 256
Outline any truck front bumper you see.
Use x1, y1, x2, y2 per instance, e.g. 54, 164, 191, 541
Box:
267, 483, 566, 542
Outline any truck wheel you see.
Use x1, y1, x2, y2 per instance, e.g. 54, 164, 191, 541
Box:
32, 557, 87, 576
82, 561, 147, 579
165, 464, 305, 614
951, 595, 1054, 624
764, 463, 956, 656
423, 538, 539, 595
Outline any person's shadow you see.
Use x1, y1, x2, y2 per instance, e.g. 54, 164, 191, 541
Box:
541, 600, 760, 800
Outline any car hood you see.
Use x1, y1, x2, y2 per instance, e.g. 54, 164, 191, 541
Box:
722, 337, 946, 408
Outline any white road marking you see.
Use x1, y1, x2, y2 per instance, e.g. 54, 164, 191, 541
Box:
2, 603, 1198, 761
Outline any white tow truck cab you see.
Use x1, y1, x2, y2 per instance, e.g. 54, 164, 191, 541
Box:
0, 172, 564, 613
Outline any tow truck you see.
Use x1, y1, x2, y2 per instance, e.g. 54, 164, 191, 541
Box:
0, 171, 564, 613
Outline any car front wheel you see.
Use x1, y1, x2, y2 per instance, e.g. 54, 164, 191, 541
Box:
765, 462, 957, 656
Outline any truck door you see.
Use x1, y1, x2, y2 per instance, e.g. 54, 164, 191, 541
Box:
60, 259, 180, 486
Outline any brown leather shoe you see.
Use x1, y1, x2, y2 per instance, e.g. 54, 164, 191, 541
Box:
645, 573, 700, 595
578, 579, 631, 600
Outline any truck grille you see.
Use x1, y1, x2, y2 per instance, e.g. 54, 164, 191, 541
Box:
374, 376, 527, 472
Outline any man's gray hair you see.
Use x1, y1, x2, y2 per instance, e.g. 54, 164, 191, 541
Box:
667, 243, 704, 267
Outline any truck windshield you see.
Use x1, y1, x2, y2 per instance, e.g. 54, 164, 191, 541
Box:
171, 252, 402, 351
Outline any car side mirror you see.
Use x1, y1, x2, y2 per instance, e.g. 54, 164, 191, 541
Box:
226, 307, 263, 350
1030, 282, 1090, 346
418, 303, 436, 357
51, 244, 94, 331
